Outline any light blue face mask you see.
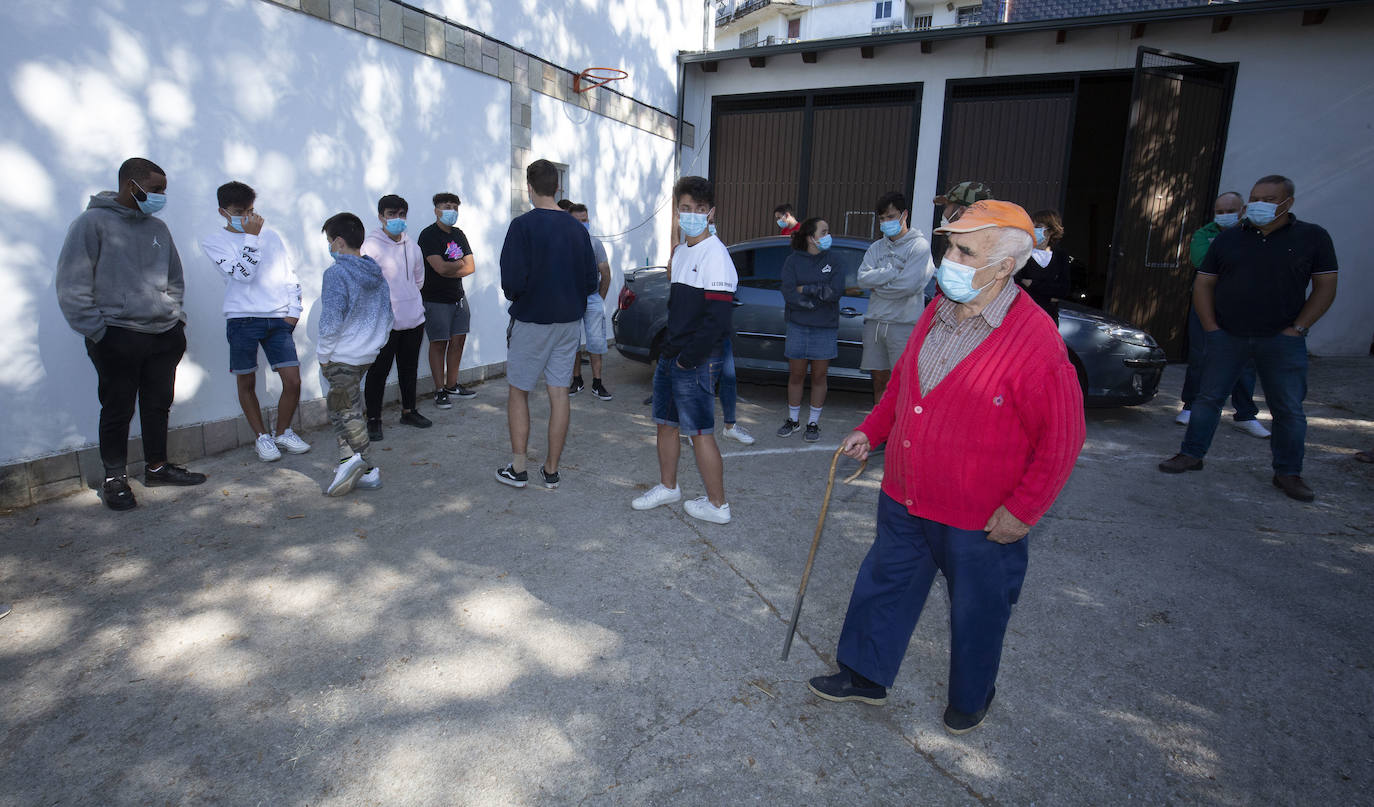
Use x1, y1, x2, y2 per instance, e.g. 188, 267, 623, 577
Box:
1034, 226, 1047, 247
439, 209, 458, 226
132, 180, 166, 215
385, 218, 407, 235
680, 211, 709, 238
816, 234, 832, 251
879, 218, 903, 238
1243, 201, 1283, 227
776, 218, 788, 230
581, 221, 590, 230
1213, 212, 1240, 228
936, 256, 997, 303
229, 215, 245, 233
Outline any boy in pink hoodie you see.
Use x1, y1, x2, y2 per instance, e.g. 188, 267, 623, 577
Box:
361, 194, 431, 439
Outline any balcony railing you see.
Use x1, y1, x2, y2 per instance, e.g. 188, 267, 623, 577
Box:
716, 0, 778, 28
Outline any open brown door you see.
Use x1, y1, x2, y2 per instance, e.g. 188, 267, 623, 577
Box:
1104, 47, 1236, 360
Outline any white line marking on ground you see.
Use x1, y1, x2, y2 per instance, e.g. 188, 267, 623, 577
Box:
720, 444, 842, 459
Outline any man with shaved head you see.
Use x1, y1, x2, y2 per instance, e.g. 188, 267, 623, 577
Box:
57, 157, 207, 511
807, 200, 1085, 735
1176, 191, 1266, 437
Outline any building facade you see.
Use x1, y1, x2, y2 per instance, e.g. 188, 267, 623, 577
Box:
0, 0, 704, 506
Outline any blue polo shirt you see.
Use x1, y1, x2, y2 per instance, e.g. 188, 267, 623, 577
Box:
1199, 215, 1337, 337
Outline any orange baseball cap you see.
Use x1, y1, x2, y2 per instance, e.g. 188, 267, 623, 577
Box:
934, 200, 1035, 242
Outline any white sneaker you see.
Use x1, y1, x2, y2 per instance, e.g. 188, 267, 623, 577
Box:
1175, 409, 1191, 426
684, 496, 731, 524
327, 454, 366, 496
723, 424, 756, 445
632, 484, 681, 511
1233, 419, 1271, 439
274, 428, 311, 454
254, 433, 281, 462
355, 467, 382, 490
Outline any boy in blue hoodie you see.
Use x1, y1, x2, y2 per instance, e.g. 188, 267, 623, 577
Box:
318, 213, 394, 496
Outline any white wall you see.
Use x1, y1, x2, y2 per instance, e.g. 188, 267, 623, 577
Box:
0, 0, 511, 466
412, 0, 706, 112
683, 6, 1374, 355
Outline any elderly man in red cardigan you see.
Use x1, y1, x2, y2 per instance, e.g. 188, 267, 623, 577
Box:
807, 200, 1085, 735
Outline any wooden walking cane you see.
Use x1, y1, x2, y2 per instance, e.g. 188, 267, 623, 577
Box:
781, 445, 866, 661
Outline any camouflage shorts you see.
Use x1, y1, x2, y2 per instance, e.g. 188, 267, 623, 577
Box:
321, 361, 371, 463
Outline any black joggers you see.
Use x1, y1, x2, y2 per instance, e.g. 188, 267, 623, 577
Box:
85, 323, 187, 477
364, 324, 424, 420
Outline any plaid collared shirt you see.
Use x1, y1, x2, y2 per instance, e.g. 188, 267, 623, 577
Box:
917, 281, 1021, 396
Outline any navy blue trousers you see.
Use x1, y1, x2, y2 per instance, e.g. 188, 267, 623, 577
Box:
836, 492, 1029, 715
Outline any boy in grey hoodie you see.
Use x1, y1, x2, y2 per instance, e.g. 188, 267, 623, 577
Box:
857, 191, 933, 404
318, 213, 394, 496
56, 157, 207, 512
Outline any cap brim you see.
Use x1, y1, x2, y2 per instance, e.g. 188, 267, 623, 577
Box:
934, 221, 998, 235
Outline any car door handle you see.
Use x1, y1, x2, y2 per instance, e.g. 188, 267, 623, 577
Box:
840, 307, 861, 317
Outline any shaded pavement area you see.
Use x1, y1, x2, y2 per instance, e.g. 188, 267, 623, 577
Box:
2, 353, 1372, 805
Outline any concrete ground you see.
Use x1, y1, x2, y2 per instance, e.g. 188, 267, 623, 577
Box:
2, 353, 1371, 806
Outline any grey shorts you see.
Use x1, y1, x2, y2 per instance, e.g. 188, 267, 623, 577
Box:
860, 319, 916, 371
423, 298, 470, 341
506, 318, 582, 391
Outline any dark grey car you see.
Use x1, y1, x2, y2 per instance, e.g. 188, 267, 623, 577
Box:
613, 236, 1167, 406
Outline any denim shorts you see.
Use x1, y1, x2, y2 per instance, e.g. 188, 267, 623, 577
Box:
784, 322, 839, 361
580, 294, 608, 354
227, 317, 299, 375
423, 298, 470, 341
652, 353, 722, 435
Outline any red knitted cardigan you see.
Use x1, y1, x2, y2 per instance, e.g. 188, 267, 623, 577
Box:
857, 292, 1086, 531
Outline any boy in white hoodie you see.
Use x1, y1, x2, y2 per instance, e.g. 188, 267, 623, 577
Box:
362, 194, 431, 440
201, 181, 311, 461
318, 213, 394, 496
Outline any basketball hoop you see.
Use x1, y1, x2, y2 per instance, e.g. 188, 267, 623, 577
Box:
574, 67, 628, 94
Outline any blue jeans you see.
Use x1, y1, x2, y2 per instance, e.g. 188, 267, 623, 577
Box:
652, 351, 723, 435
1180, 308, 1258, 420
836, 493, 1028, 715
719, 337, 738, 425
1180, 329, 1308, 474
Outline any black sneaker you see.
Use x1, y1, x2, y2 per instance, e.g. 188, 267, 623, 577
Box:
434, 389, 452, 409
539, 466, 560, 489
642, 395, 654, 406
807, 667, 887, 706
399, 410, 432, 428
943, 704, 989, 735
495, 464, 528, 488
804, 422, 821, 442
144, 463, 207, 487
777, 418, 801, 438
448, 384, 477, 399
568, 376, 585, 396
102, 476, 137, 511
367, 418, 384, 441
591, 382, 614, 401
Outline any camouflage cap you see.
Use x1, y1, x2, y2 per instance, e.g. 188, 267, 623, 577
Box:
932, 181, 994, 207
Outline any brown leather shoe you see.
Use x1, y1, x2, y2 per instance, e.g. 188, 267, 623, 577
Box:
1272, 475, 1315, 502
1158, 453, 1204, 474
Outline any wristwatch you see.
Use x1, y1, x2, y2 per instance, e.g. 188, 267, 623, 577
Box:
1294, 325, 1310, 337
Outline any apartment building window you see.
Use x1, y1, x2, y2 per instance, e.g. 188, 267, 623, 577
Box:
875, 1, 893, 20
739, 26, 759, 48
956, 4, 982, 25
912, 14, 933, 29
787, 18, 801, 38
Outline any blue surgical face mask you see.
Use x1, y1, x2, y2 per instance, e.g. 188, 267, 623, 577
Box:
385, 217, 407, 235
776, 218, 788, 230
1034, 226, 1047, 247
680, 211, 709, 238
1213, 212, 1240, 229
936, 256, 998, 303
229, 215, 245, 233
581, 221, 590, 230
132, 180, 166, 215
879, 218, 903, 238
816, 234, 832, 251
1243, 201, 1282, 227
439, 209, 458, 226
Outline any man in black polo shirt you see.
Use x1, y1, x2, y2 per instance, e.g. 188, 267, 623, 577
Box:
1159, 175, 1339, 501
